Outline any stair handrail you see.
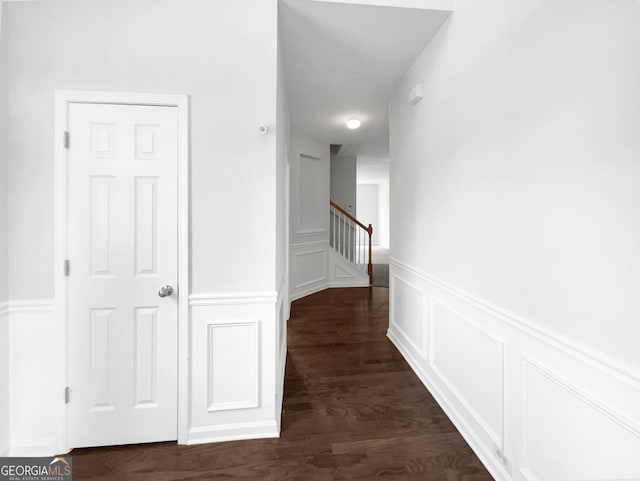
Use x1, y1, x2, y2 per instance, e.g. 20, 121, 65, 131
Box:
329, 200, 373, 285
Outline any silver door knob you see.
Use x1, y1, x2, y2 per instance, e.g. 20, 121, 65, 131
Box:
158, 285, 174, 298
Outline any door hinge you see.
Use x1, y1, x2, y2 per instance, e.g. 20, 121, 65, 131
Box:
64, 260, 70, 277
65, 386, 71, 404
64, 131, 70, 149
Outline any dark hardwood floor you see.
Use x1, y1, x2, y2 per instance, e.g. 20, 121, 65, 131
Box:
71, 287, 493, 480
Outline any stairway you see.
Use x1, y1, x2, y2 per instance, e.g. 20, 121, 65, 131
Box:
329, 200, 373, 286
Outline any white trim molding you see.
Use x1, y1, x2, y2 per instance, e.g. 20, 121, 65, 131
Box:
388, 258, 640, 481
295, 228, 327, 237
189, 292, 278, 307
307, 0, 455, 12
186, 420, 279, 446
4, 299, 55, 313
54, 90, 191, 450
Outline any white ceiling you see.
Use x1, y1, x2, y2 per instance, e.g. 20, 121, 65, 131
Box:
279, 0, 452, 160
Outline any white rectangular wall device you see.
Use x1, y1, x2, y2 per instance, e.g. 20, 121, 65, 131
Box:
409, 82, 424, 106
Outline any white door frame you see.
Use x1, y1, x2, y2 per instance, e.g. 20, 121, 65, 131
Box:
54, 91, 190, 451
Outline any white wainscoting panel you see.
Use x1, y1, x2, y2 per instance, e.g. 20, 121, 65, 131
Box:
290, 241, 370, 302
429, 300, 504, 447
0, 303, 9, 456
390, 275, 427, 359
7, 300, 64, 457
207, 320, 259, 412
290, 241, 329, 301
388, 258, 640, 481
290, 240, 329, 301
187, 293, 279, 445
294, 249, 326, 288
520, 359, 640, 481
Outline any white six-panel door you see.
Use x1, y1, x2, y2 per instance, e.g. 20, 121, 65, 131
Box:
67, 103, 179, 448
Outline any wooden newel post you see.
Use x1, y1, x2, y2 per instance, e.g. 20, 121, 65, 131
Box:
368, 224, 373, 286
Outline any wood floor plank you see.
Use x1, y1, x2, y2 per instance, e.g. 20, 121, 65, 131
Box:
70, 287, 493, 480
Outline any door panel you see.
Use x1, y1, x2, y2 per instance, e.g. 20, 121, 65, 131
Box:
67, 103, 179, 448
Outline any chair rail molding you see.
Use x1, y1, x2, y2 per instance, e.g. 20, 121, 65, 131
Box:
189, 292, 279, 307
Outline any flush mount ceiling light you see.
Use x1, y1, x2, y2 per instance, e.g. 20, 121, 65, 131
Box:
345, 118, 362, 130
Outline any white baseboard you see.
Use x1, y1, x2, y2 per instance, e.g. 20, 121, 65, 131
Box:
290, 282, 330, 302
9, 439, 59, 457
186, 420, 279, 445
389, 258, 640, 481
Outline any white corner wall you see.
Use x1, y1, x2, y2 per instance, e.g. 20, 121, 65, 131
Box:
0, 1, 10, 457
275, 15, 290, 427
289, 130, 330, 300
389, 1, 640, 480
0, 2, 7, 305
4, 0, 282, 455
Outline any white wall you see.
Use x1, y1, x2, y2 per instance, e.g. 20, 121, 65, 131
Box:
391, 0, 640, 377
4, 0, 282, 454
0, 1, 10, 457
357, 159, 389, 248
330, 154, 356, 216
6, 0, 279, 299
0, 2, 6, 305
356, 184, 379, 245
389, 1, 640, 479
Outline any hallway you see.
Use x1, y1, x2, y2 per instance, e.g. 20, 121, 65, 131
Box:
71, 287, 491, 480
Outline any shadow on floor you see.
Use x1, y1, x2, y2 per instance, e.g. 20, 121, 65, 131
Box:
372, 263, 389, 287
